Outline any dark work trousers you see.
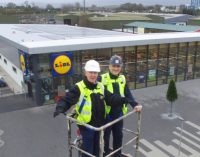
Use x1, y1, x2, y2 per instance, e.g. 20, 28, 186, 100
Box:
79, 126, 100, 157
104, 118, 123, 157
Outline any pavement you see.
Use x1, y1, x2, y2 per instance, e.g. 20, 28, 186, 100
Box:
0, 94, 36, 114
0, 79, 200, 157
128, 79, 200, 157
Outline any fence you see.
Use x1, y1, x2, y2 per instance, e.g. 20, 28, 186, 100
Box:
66, 110, 142, 157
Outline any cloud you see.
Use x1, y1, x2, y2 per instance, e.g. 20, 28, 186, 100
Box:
0, 0, 190, 7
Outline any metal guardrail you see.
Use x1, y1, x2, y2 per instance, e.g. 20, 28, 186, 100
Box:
66, 110, 142, 157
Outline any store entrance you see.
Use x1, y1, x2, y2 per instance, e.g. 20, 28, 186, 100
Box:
53, 75, 73, 96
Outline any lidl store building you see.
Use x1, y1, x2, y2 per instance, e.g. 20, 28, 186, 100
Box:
0, 24, 200, 105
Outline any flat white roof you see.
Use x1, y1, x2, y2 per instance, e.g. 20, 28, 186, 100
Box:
0, 24, 200, 54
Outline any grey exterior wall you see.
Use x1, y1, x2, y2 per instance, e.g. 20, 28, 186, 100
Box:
0, 38, 20, 68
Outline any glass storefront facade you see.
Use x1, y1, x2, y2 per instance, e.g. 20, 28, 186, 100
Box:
32, 41, 200, 105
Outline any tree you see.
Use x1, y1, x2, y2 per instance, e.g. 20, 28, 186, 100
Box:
24, 1, 30, 8
166, 79, 178, 117
31, 2, 41, 13
6, 2, 16, 9
61, 3, 74, 12
46, 4, 54, 11
154, 5, 161, 13
91, 4, 97, 9
75, 2, 80, 11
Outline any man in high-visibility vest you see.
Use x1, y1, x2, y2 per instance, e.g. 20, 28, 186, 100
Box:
54, 60, 125, 157
99, 55, 142, 157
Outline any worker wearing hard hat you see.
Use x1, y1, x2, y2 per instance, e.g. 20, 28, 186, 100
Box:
99, 55, 142, 157
54, 60, 126, 157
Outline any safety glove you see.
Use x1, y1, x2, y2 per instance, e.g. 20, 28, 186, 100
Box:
53, 106, 66, 118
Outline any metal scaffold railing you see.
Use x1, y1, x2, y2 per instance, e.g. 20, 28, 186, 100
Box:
66, 110, 142, 157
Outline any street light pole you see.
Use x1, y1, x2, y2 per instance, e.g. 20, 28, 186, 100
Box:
83, 0, 85, 13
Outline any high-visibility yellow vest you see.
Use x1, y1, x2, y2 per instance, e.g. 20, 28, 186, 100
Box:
75, 80, 105, 123
101, 73, 128, 115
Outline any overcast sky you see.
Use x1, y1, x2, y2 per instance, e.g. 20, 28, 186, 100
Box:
0, 0, 191, 7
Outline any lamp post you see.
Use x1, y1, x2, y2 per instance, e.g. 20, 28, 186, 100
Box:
83, 0, 85, 13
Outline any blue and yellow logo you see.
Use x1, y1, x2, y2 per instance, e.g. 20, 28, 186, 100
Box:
53, 55, 72, 75
20, 54, 26, 72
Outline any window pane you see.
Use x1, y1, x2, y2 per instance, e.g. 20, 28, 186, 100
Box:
82, 49, 97, 63
168, 43, 178, 81
73, 51, 82, 83
147, 45, 158, 87
157, 44, 168, 85
195, 43, 200, 78
125, 46, 136, 88
38, 54, 51, 78
177, 43, 187, 81
187, 42, 196, 80
136, 45, 147, 89
97, 48, 111, 74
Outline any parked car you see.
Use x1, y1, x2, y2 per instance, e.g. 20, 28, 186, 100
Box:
47, 18, 56, 24
0, 79, 7, 87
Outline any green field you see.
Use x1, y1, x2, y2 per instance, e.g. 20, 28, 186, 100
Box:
0, 14, 19, 24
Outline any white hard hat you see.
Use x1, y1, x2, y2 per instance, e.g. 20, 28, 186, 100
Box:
84, 60, 100, 72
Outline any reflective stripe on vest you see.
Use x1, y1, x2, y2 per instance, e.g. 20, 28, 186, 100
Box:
75, 80, 105, 124
101, 73, 128, 115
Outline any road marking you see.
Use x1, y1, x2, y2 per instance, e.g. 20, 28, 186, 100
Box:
0, 130, 3, 136
172, 139, 200, 156
139, 139, 169, 157
154, 140, 188, 157
173, 131, 200, 151
185, 121, 200, 131
136, 121, 200, 157
0, 129, 5, 148
176, 127, 200, 142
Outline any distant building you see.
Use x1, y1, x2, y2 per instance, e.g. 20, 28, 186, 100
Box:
163, 14, 195, 25
132, 13, 195, 26
190, 0, 200, 9
55, 12, 152, 30
123, 22, 200, 34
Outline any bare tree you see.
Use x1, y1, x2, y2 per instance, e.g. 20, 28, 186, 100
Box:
61, 3, 74, 12
75, 2, 80, 11
31, 2, 41, 13
46, 4, 54, 11
154, 5, 161, 13
24, 1, 31, 8
91, 4, 97, 9
6, 2, 16, 8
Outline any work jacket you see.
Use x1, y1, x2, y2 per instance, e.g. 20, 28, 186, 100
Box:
99, 72, 138, 119
56, 77, 125, 127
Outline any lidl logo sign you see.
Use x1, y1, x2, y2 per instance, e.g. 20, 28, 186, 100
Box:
53, 55, 71, 74
19, 50, 28, 75
20, 54, 26, 72
51, 53, 73, 77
